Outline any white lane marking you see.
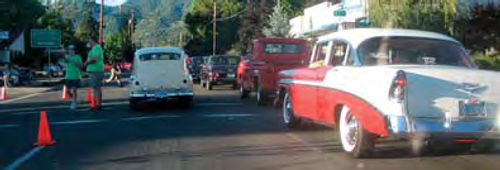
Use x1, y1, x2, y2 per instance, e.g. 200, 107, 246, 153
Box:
5, 146, 45, 170
202, 114, 255, 118
0, 93, 44, 104
0, 124, 20, 129
121, 115, 182, 121
51, 119, 105, 125
197, 103, 242, 106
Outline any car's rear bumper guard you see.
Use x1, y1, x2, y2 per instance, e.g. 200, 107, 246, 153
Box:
387, 115, 500, 139
130, 92, 194, 98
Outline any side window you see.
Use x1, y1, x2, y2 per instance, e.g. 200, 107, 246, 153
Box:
309, 42, 329, 68
315, 42, 329, 62
329, 41, 348, 66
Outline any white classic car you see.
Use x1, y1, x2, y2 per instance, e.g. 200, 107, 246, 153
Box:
278, 28, 500, 157
129, 47, 194, 110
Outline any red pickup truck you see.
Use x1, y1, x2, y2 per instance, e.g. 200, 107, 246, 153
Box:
238, 38, 309, 105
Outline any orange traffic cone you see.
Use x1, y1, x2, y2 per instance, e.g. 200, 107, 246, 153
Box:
90, 96, 96, 110
61, 86, 69, 100
34, 110, 55, 146
0, 87, 7, 100
85, 88, 92, 102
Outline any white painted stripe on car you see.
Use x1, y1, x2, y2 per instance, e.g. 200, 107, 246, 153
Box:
11, 111, 40, 116
121, 115, 182, 121
5, 146, 45, 170
51, 119, 105, 125
202, 114, 255, 118
279, 79, 324, 87
0, 124, 20, 129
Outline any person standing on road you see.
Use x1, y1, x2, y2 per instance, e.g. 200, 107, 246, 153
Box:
84, 38, 105, 111
64, 45, 83, 110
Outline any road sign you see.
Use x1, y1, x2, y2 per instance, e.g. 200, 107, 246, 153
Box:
31, 29, 61, 48
334, 10, 347, 17
0, 31, 8, 40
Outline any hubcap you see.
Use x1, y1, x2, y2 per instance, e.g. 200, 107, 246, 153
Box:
344, 112, 359, 146
340, 107, 359, 152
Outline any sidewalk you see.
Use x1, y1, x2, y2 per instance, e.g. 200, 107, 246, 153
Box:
1, 87, 53, 102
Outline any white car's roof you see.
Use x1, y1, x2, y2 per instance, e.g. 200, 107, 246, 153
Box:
317, 28, 459, 47
135, 46, 184, 57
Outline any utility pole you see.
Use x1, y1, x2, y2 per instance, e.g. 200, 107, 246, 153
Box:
98, 0, 104, 44
212, 0, 217, 56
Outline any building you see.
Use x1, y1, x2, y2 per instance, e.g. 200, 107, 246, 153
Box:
289, 0, 500, 40
289, 0, 368, 39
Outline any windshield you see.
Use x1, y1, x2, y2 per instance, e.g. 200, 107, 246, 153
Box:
263, 43, 304, 54
358, 37, 470, 67
209, 56, 240, 65
139, 52, 181, 61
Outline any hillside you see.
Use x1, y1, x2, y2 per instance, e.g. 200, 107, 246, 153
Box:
61, 0, 191, 43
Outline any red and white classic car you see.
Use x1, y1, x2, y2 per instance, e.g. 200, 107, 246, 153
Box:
278, 28, 500, 157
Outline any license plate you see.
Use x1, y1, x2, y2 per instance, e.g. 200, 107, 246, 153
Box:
227, 74, 235, 78
459, 101, 486, 117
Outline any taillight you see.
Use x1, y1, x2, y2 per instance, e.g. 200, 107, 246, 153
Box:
389, 70, 406, 103
209, 72, 219, 78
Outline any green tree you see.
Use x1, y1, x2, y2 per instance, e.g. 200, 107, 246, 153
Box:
75, 1, 98, 42
263, 1, 291, 38
184, 0, 244, 56
368, 0, 459, 35
236, 0, 274, 54
36, 6, 75, 47
0, 0, 45, 30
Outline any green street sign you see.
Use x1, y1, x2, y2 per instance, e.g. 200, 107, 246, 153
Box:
334, 10, 346, 17
31, 29, 61, 48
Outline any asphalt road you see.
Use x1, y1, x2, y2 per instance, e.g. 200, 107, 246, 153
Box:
0, 84, 499, 170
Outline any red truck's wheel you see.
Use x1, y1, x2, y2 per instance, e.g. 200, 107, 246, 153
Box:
282, 92, 300, 128
256, 84, 268, 105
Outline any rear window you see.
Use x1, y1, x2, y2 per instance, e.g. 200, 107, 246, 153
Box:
139, 52, 181, 61
263, 43, 304, 54
209, 56, 240, 65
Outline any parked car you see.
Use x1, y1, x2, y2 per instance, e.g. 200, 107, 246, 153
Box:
0, 65, 33, 86
238, 38, 309, 105
189, 56, 207, 84
200, 55, 241, 90
277, 28, 500, 158
129, 47, 194, 110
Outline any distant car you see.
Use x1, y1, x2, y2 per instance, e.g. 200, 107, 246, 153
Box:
238, 38, 309, 105
278, 28, 500, 157
129, 47, 194, 110
200, 55, 241, 90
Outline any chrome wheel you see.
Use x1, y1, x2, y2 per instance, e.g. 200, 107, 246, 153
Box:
340, 107, 358, 152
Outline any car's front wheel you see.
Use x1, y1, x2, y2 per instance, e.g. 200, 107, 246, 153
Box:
282, 91, 300, 128
339, 106, 376, 158
239, 84, 249, 99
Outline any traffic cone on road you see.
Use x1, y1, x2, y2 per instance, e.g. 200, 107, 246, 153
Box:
85, 88, 92, 102
34, 110, 55, 146
61, 86, 69, 100
90, 96, 97, 110
0, 87, 7, 100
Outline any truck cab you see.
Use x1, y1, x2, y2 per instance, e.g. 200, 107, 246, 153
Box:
238, 38, 309, 105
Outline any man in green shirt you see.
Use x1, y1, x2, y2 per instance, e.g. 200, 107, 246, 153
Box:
65, 45, 83, 110
84, 38, 105, 111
